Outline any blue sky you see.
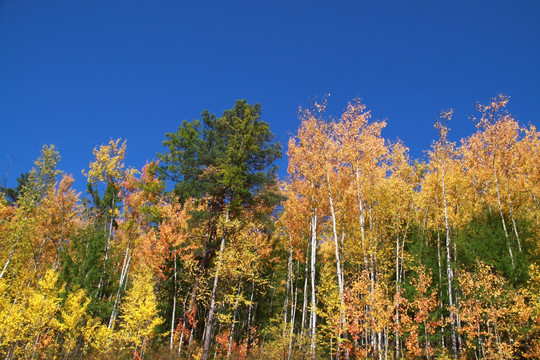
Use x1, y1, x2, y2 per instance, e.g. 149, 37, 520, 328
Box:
1, 1, 539, 190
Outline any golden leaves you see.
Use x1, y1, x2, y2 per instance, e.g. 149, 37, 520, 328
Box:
83, 138, 129, 184
118, 269, 164, 352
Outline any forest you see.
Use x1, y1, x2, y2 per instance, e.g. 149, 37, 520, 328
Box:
0, 95, 539, 359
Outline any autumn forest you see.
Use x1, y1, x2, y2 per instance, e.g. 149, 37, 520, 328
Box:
1, 95, 539, 360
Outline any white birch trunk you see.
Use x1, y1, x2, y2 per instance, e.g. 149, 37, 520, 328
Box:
288, 261, 299, 360
246, 278, 255, 350
300, 238, 310, 338
227, 282, 242, 359
325, 160, 345, 355
283, 240, 293, 338
394, 229, 401, 360
506, 188, 521, 252
441, 163, 458, 359
170, 250, 177, 350
202, 211, 229, 360
108, 241, 132, 329
0, 215, 28, 279
310, 212, 317, 360
493, 167, 515, 268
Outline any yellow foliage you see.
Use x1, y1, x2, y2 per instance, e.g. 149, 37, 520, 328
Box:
118, 268, 164, 354
60, 288, 91, 355
83, 318, 115, 356
0, 269, 63, 358
83, 138, 130, 183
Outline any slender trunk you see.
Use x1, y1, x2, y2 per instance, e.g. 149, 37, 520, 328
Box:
108, 241, 132, 329
369, 208, 378, 359
436, 230, 445, 351
246, 278, 256, 353
533, 195, 539, 226
506, 188, 521, 252
354, 166, 368, 270
424, 321, 431, 360
0, 241, 18, 279
478, 323, 484, 359
441, 165, 458, 359
183, 219, 218, 351
202, 211, 229, 360
211, 320, 221, 360
325, 160, 345, 355
178, 294, 188, 355
188, 313, 195, 347
98, 207, 115, 291
437, 231, 443, 298
283, 240, 293, 338
454, 241, 462, 356
394, 228, 401, 360
33, 236, 49, 272
0, 215, 28, 279
170, 250, 177, 350
384, 326, 389, 360
288, 261, 299, 360
310, 212, 317, 360
377, 331, 382, 360
493, 168, 515, 268
181, 282, 198, 353
227, 282, 242, 359
54, 211, 66, 271
301, 240, 309, 338
32, 330, 42, 360
493, 318, 501, 353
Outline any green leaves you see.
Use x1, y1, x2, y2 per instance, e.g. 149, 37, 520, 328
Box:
19, 145, 61, 210
159, 100, 282, 214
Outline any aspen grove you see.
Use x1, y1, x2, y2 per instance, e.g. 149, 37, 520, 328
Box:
1, 96, 539, 359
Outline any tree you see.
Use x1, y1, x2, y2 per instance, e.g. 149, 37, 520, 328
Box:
118, 268, 164, 358
458, 262, 521, 359
159, 100, 281, 212
462, 95, 529, 276
287, 101, 328, 359
0, 172, 29, 205
424, 110, 460, 359
158, 100, 282, 360
0, 145, 61, 280
82, 138, 132, 312
59, 288, 91, 357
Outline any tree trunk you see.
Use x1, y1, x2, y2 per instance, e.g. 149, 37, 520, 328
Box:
493, 168, 515, 269
283, 240, 293, 338
108, 241, 132, 329
0, 215, 28, 279
325, 160, 345, 355
301, 240, 309, 338
98, 205, 116, 292
0, 241, 18, 279
394, 228, 401, 360
506, 188, 521, 252
436, 230, 445, 351
202, 211, 229, 360
310, 212, 317, 360
170, 250, 177, 350
227, 281, 242, 359
246, 278, 256, 352
288, 261, 299, 360
441, 166, 457, 359
354, 166, 368, 269
177, 294, 188, 355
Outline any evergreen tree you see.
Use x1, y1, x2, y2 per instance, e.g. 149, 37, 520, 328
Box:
159, 100, 282, 359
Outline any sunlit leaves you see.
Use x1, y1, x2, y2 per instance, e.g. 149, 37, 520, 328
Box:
1, 95, 540, 359
83, 138, 129, 184
119, 268, 164, 355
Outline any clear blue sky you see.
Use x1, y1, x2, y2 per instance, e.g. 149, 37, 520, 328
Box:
1, 1, 539, 190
